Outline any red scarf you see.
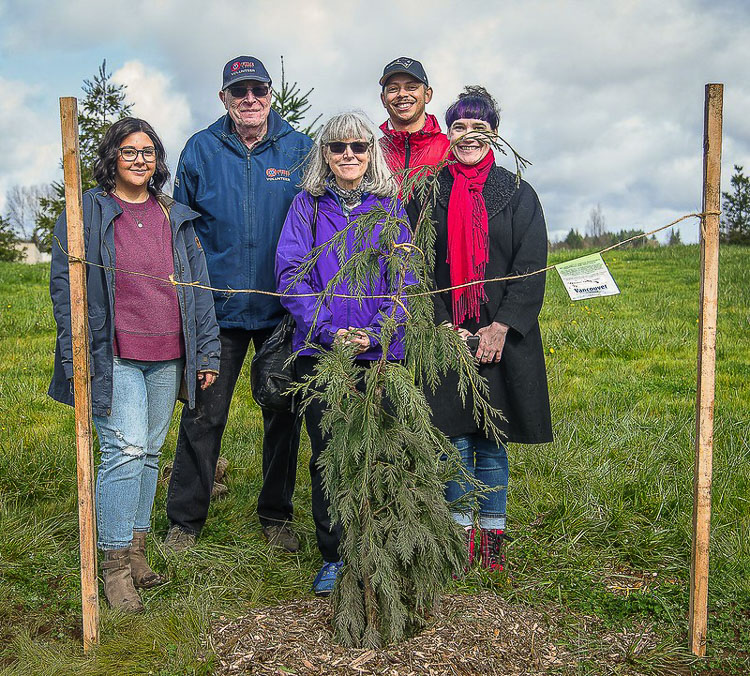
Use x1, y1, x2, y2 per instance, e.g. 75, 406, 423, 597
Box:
446, 149, 495, 324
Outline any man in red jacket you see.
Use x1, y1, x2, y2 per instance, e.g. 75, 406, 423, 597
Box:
378, 57, 450, 183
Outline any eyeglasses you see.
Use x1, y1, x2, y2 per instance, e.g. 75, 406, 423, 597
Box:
118, 146, 157, 162
227, 84, 271, 99
325, 141, 371, 155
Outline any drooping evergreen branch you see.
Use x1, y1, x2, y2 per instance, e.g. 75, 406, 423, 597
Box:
283, 131, 533, 647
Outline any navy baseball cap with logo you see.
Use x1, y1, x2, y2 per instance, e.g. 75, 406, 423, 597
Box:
379, 57, 429, 87
222, 56, 272, 89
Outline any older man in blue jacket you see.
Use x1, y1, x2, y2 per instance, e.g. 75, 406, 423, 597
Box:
165, 56, 313, 552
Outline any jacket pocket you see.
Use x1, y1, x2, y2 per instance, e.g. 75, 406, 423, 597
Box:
88, 309, 107, 331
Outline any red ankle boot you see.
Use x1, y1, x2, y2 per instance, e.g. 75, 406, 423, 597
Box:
480, 529, 512, 571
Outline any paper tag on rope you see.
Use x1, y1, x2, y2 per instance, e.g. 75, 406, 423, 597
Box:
555, 253, 620, 301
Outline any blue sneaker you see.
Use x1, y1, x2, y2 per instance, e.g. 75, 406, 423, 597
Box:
312, 561, 343, 597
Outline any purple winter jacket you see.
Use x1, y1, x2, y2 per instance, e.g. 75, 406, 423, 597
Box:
275, 188, 412, 359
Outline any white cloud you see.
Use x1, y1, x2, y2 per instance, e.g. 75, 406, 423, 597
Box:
112, 61, 194, 175
0, 77, 60, 215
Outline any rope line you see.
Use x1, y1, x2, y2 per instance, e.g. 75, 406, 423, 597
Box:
54, 211, 716, 301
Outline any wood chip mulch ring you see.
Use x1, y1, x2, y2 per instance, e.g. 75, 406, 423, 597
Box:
206, 592, 689, 675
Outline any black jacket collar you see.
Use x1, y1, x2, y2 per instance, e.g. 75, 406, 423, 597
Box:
436, 164, 518, 220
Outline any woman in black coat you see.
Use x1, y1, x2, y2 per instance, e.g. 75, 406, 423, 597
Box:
427, 86, 552, 572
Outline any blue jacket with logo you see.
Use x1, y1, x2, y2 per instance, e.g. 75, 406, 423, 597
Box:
173, 110, 313, 330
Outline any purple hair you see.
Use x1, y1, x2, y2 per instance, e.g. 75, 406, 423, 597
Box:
445, 85, 501, 131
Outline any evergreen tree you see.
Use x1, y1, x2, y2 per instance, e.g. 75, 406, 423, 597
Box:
271, 56, 321, 137
290, 144, 514, 648
721, 165, 750, 244
563, 228, 584, 249
34, 60, 131, 252
668, 228, 683, 246
0, 215, 23, 262
613, 228, 646, 248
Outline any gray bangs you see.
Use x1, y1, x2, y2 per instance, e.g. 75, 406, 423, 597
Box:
300, 110, 396, 198
319, 112, 375, 145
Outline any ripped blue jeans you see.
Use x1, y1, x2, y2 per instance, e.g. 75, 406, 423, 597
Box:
445, 434, 508, 531
93, 357, 183, 549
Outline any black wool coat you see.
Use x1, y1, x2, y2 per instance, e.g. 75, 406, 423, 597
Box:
415, 165, 553, 444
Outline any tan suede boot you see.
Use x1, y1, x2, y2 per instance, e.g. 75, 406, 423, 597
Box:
101, 548, 144, 612
130, 531, 166, 588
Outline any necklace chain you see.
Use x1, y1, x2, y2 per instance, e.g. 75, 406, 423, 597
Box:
115, 192, 149, 229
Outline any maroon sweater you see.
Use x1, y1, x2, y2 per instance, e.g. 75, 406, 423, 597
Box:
112, 195, 184, 361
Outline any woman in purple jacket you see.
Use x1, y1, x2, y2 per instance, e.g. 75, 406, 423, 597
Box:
275, 111, 410, 596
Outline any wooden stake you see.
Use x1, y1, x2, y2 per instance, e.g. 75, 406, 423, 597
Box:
689, 83, 723, 657
60, 96, 100, 652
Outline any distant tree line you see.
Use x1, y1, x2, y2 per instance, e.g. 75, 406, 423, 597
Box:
554, 164, 750, 251
550, 203, 668, 251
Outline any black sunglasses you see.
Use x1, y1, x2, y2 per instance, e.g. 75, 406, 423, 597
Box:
326, 141, 371, 155
227, 84, 270, 99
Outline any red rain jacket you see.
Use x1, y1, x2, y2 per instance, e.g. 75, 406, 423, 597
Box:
379, 114, 450, 183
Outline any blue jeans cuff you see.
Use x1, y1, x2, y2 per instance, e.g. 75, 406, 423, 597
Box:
451, 511, 474, 528
479, 514, 506, 530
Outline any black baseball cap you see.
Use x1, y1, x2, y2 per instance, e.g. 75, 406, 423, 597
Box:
379, 57, 429, 87
222, 56, 271, 90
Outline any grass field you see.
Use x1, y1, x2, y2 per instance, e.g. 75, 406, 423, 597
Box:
0, 245, 748, 674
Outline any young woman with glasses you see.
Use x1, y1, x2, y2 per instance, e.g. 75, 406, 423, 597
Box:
49, 117, 220, 611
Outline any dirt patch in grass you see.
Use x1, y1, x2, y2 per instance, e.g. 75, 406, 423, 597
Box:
208, 592, 693, 675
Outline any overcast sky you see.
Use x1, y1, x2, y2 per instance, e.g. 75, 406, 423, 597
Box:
1, 0, 748, 242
